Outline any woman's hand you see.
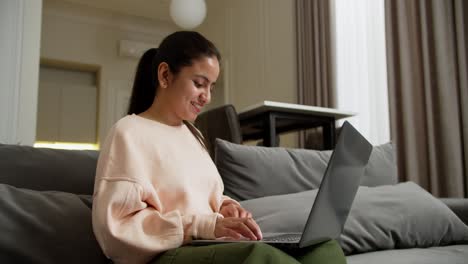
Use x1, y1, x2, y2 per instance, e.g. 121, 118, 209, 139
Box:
214, 217, 263, 241
219, 201, 252, 218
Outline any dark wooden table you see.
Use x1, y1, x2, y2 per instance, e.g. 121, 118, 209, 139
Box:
238, 101, 355, 149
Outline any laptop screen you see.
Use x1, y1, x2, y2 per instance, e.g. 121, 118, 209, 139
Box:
299, 121, 372, 248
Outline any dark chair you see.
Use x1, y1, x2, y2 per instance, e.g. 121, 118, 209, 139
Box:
194, 104, 243, 159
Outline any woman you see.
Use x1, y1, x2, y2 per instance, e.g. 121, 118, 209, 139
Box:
92, 31, 262, 264
92, 31, 345, 264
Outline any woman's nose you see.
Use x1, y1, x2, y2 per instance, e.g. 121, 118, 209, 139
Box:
200, 89, 211, 104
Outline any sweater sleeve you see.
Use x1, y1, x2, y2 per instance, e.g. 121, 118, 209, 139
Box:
92, 179, 219, 264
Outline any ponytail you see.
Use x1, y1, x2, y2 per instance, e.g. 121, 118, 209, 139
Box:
127, 48, 159, 115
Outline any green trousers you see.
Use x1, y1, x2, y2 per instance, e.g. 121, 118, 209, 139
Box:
151, 240, 346, 264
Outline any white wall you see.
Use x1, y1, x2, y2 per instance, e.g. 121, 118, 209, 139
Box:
200, 0, 298, 147
0, 0, 42, 145
41, 0, 178, 144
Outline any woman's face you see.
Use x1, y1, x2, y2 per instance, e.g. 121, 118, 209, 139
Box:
165, 56, 220, 123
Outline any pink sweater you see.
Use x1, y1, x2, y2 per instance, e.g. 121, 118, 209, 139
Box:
92, 114, 234, 264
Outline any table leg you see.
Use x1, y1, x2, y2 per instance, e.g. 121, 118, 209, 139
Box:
323, 120, 336, 150
263, 113, 277, 147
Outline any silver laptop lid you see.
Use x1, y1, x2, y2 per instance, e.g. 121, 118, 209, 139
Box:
299, 121, 372, 248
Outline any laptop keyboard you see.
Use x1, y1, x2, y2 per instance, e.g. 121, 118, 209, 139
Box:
262, 234, 301, 242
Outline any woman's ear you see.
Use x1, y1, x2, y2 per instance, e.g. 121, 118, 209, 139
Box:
157, 62, 171, 89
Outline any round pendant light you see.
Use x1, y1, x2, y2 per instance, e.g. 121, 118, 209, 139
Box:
170, 0, 207, 29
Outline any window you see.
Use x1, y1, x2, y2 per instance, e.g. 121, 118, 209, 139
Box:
333, 0, 390, 145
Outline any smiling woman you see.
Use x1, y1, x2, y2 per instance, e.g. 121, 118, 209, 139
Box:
91, 31, 264, 264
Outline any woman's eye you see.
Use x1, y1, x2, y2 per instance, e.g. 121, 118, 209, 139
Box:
193, 81, 203, 88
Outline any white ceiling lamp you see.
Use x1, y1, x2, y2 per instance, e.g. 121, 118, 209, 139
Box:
170, 0, 207, 29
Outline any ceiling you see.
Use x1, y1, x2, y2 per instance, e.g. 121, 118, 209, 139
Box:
61, 0, 173, 22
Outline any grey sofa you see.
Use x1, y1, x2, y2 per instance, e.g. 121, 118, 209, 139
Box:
214, 139, 468, 264
1, 142, 468, 264
0, 144, 106, 263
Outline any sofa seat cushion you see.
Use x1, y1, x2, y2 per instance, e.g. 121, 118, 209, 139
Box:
240, 182, 468, 255
346, 245, 468, 264
0, 183, 107, 264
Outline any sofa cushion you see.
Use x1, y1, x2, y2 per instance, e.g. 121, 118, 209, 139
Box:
0, 144, 98, 195
346, 245, 468, 264
240, 182, 468, 255
0, 183, 107, 264
215, 139, 397, 201
440, 198, 468, 225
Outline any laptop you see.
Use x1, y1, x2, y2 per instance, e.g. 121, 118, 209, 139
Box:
192, 121, 372, 249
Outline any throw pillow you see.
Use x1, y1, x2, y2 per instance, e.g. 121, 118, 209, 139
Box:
215, 139, 397, 201
0, 144, 98, 195
0, 183, 107, 263
240, 182, 468, 255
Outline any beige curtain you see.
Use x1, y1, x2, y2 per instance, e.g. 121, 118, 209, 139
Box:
296, 0, 336, 149
385, 0, 468, 197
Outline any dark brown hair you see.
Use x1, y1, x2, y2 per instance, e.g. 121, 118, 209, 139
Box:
127, 31, 221, 150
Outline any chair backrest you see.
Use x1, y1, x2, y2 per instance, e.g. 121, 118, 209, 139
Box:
195, 104, 242, 159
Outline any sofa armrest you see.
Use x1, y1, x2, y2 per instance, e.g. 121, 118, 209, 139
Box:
440, 198, 468, 225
